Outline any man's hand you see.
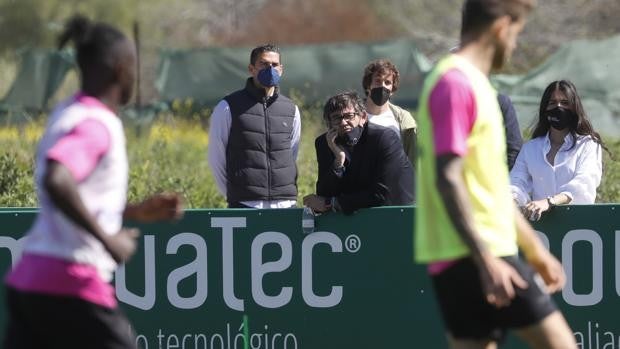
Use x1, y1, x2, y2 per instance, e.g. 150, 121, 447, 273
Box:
105, 228, 140, 263
124, 193, 184, 223
303, 194, 330, 213
477, 254, 528, 307
523, 199, 550, 221
526, 249, 566, 294
326, 128, 346, 167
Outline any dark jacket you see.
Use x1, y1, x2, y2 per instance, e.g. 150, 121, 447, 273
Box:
315, 122, 414, 214
498, 94, 523, 170
224, 78, 298, 203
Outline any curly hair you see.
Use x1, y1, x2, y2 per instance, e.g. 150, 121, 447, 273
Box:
362, 59, 400, 96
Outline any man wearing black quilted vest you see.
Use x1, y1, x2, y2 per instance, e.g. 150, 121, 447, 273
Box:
208, 44, 301, 208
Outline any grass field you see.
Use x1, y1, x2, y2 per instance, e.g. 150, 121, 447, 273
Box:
0, 107, 618, 207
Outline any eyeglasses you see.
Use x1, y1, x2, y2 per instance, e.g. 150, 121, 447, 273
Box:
329, 112, 357, 125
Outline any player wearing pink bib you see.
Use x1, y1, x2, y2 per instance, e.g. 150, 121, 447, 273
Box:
415, 1, 577, 348
4, 16, 182, 349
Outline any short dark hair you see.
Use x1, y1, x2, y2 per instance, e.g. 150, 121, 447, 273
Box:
250, 44, 280, 65
58, 15, 127, 83
323, 91, 366, 122
461, 0, 535, 38
362, 59, 400, 95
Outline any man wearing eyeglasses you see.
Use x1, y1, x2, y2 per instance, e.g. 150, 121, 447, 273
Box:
208, 44, 301, 208
303, 91, 413, 214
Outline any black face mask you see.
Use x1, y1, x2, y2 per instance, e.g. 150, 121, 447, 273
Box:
369, 87, 390, 106
547, 107, 573, 131
337, 125, 364, 146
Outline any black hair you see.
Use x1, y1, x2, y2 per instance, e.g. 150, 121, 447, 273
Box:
250, 44, 280, 65
323, 91, 366, 122
461, 0, 534, 38
531, 80, 609, 154
58, 15, 127, 85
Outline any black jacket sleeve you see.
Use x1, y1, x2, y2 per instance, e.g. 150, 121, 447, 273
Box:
498, 94, 523, 171
337, 128, 412, 214
315, 134, 342, 198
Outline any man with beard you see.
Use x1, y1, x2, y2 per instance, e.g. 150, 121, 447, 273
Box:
414, 0, 577, 348
303, 91, 413, 215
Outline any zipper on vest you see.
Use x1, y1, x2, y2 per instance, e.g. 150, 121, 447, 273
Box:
263, 99, 272, 200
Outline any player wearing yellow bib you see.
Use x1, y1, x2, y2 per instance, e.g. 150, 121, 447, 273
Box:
415, 1, 577, 348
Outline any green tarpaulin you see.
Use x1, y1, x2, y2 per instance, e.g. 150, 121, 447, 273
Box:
2, 36, 620, 137
155, 39, 431, 108
0, 49, 74, 112
494, 34, 620, 137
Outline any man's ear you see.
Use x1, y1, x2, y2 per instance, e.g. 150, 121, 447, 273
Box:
360, 111, 368, 124
491, 15, 512, 43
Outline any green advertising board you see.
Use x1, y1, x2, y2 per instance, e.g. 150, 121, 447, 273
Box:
0, 206, 618, 348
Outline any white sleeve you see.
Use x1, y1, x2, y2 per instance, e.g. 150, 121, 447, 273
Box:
558, 139, 603, 204
509, 144, 533, 206
207, 100, 232, 197
291, 106, 301, 160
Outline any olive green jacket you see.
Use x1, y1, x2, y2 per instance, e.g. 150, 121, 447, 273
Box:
388, 102, 417, 167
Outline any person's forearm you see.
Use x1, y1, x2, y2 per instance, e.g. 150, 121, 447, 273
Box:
514, 206, 546, 261
44, 160, 110, 247
436, 155, 489, 263
123, 204, 142, 221
549, 193, 571, 205
336, 184, 387, 214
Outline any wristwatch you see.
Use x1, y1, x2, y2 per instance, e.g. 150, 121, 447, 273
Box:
546, 196, 556, 207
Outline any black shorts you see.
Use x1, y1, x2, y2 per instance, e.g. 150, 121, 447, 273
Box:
431, 255, 558, 341
4, 287, 137, 349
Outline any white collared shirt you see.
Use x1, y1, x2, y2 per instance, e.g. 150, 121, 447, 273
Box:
510, 132, 602, 206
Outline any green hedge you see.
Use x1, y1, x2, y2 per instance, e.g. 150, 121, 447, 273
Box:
0, 109, 618, 207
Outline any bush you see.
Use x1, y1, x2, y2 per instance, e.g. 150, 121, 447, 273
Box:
1, 110, 619, 208
0, 150, 36, 207
597, 139, 620, 203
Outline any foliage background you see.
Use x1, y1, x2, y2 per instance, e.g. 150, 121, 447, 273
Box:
1, 104, 618, 208
0, 0, 618, 207
0, 98, 327, 208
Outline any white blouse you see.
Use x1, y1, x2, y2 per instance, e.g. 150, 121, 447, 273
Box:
510, 133, 602, 206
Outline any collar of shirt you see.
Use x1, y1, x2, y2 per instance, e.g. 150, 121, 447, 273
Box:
543, 131, 574, 153
74, 92, 115, 114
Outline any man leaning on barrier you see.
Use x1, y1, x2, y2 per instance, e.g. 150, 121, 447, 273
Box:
303, 91, 413, 215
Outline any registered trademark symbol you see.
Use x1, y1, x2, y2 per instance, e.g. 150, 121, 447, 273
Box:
345, 234, 361, 253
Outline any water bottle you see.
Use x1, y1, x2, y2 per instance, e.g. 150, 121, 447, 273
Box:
302, 206, 315, 234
